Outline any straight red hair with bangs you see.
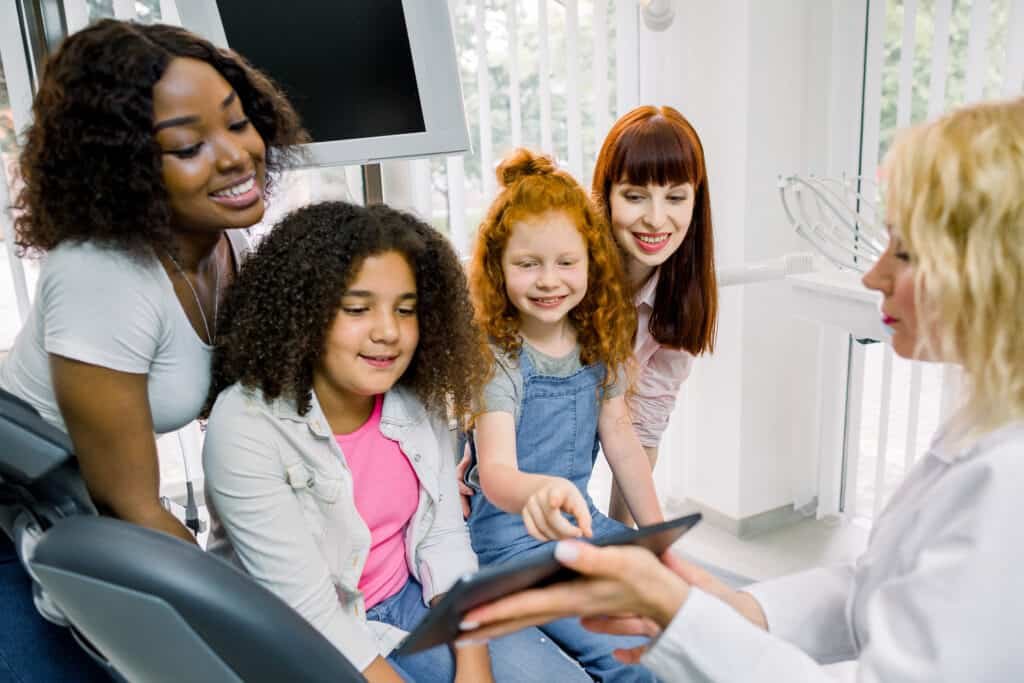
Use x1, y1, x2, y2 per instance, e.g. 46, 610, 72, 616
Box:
592, 105, 718, 355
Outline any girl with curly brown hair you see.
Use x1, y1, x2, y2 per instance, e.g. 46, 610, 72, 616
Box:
202, 201, 591, 683
464, 149, 662, 682
0, 19, 305, 681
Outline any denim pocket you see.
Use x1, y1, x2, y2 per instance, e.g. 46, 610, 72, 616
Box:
285, 463, 344, 541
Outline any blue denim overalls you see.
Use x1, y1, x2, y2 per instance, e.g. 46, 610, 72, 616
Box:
467, 348, 658, 683
468, 348, 630, 564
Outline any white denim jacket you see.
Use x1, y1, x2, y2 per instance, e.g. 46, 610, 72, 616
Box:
203, 382, 477, 672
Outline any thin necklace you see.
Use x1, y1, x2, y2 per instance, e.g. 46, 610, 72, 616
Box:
166, 242, 221, 345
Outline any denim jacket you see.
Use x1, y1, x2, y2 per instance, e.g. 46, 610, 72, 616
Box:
203, 382, 477, 671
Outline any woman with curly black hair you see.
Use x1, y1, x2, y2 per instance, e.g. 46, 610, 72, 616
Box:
0, 18, 305, 680
202, 201, 591, 683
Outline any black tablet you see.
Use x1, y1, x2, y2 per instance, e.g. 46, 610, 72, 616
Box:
394, 512, 702, 655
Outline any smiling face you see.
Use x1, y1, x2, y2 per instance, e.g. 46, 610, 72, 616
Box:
153, 57, 267, 235
609, 181, 695, 277
501, 210, 589, 336
862, 225, 926, 360
314, 251, 419, 421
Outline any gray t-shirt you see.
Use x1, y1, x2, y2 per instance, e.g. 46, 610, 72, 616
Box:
0, 232, 248, 434
480, 341, 625, 424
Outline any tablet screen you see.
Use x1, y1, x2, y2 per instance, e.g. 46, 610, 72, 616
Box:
395, 513, 702, 654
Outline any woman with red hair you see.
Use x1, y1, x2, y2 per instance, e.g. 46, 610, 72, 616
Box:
592, 106, 718, 525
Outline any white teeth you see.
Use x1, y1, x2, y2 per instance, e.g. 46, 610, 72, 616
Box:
636, 233, 669, 244
212, 176, 255, 198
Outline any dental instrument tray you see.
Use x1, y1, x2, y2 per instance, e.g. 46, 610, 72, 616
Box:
395, 512, 702, 654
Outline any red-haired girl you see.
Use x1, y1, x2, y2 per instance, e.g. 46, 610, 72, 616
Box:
466, 148, 662, 682
592, 105, 718, 525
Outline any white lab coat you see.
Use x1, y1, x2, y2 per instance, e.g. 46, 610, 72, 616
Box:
641, 421, 1024, 682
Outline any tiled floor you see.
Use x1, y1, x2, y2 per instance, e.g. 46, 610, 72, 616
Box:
589, 451, 870, 583
671, 510, 869, 582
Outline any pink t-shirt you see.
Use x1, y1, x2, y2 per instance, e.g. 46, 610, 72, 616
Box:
335, 395, 420, 609
630, 269, 695, 448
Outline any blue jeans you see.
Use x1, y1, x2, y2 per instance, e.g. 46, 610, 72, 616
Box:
539, 617, 655, 683
467, 348, 660, 681
0, 536, 109, 683
367, 577, 591, 683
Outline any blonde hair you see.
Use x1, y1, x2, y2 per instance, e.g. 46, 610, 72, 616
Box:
883, 97, 1024, 445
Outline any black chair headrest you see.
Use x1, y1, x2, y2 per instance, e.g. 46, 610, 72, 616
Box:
31, 516, 365, 683
0, 388, 73, 484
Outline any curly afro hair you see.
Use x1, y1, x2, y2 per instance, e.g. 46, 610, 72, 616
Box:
207, 201, 489, 424
13, 19, 308, 259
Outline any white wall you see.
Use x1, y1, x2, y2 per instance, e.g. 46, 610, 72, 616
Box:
640, 0, 864, 524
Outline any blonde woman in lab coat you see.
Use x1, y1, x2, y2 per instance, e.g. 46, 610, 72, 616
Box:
454, 96, 1024, 682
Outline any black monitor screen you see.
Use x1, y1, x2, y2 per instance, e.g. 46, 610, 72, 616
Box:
214, 0, 426, 142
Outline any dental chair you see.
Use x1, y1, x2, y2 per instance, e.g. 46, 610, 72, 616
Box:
0, 388, 365, 683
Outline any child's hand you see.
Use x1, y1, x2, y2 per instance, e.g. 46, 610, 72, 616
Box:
522, 479, 593, 541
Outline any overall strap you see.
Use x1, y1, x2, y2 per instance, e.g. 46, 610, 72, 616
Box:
516, 344, 537, 380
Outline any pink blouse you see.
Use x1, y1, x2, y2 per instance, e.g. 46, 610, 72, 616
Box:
629, 269, 694, 448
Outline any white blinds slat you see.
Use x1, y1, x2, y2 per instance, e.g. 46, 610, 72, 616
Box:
446, 155, 469, 256
928, 0, 953, 117
566, 0, 582, 181
508, 0, 522, 147
896, 0, 917, 128
411, 159, 433, 222
0, 1, 33, 132
593, 0, 609, 149
0, 161, 29, 323
0, 0, 33, 322
614, 0, 638, 117
963, 0, 991, 104
62, 0, 89, 32
859, 0, 886, 178
159, 0, 182, 26
112, 0, 137, 20
539, 0, 553, 153
476, 0, 494, 197
1004, 0, 1024, 96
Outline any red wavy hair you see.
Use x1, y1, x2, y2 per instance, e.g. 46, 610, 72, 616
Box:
469, 148, 636, 387
592, 105, 717, 355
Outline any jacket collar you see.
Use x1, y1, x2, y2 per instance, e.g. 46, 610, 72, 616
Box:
266, 385, 428, 438
928, 419, 1024, 464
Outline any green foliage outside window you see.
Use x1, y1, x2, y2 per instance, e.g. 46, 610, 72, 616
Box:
877, 0, 1011, 159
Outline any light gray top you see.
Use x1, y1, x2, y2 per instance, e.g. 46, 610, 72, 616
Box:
480, 341, 625, 424
0, 232, 248, 434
